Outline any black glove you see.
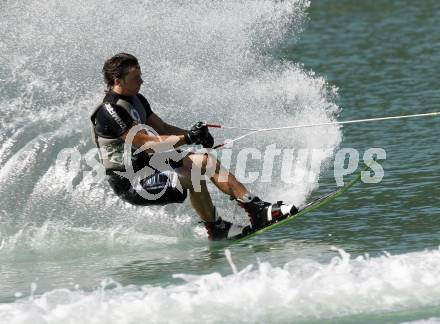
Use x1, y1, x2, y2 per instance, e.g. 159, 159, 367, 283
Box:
185, 121, 214, 148
201, 131, 214, 148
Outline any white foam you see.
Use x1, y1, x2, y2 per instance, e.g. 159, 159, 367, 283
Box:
403, 318, 440, 324
0, 221, 179, 257
2, 248, 440, 323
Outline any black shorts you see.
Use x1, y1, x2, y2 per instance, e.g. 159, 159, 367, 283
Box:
107, 154, 187, 206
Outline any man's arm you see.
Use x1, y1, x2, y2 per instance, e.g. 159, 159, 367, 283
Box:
146, 113, 187, 136
95, 103, 188, 152
120, 127, 187, 153
122, 119, 215, 152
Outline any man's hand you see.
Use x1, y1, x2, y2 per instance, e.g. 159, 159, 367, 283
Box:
185, 121, 214, 148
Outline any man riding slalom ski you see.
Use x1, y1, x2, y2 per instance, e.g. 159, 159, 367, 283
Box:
90, 53, 298, 240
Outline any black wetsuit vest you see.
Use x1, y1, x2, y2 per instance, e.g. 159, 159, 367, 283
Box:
90, 90, 153, 172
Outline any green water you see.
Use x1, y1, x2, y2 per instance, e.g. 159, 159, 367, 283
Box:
278, 0, 440, 255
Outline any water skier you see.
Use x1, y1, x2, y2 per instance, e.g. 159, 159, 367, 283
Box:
90, 53, 297, 240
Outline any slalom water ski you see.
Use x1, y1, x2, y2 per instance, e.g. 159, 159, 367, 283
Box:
229, 168, 363, 243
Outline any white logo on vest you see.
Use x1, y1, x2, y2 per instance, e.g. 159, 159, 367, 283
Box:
105, 103, 127, 129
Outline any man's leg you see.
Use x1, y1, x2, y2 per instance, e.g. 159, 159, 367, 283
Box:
175, 156, 215, 222
173, 153, 248, 239
178, 172, 216, 222
182, 153, 248, 199
176, 152, 297, 239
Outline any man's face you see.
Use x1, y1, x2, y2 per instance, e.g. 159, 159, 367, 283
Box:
118, 67, 143, 96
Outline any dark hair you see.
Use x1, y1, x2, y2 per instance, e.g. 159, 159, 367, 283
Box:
102, 53, 139, 89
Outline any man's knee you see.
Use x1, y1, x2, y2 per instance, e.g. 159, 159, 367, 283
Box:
187, 153, 218, 175
177, 172, 193, 190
